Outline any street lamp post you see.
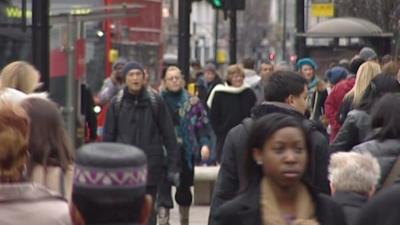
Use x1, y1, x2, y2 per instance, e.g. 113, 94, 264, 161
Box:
178, 0, 191, 83
229, 10, 237, 64
32, 0, 50, 91
282, 0, 287, 61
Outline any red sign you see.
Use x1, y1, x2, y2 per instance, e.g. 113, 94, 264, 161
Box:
50, 39, 86, 79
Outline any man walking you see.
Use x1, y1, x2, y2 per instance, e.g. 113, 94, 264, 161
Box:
103, 61, 179, 225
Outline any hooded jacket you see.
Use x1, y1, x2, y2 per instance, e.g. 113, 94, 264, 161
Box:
208, 102, 330, 225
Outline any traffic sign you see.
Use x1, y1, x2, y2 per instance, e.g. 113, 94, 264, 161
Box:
311, 3, 334, 17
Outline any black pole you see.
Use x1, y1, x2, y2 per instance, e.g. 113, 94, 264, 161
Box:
295, 0, 306, 59
32, 0, 50, 91
178, 0, 191, 83
21, 0, 27, 32
229, 10, 237, 65
214, 10, 219, 64
282, 0, 287, 61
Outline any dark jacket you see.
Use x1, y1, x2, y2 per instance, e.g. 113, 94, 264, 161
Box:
81, 84, 97, 141
215, 180, 347, 225
208, 102, 330, 225
355, 184, 400, 225
332, 191, 369, 225
352, 139, 400, 187
103, 88, 179, 185
338, 96, 353, 125
330, 109, 371, 153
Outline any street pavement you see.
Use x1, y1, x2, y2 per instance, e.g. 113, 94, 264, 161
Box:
170, 204, 210, 225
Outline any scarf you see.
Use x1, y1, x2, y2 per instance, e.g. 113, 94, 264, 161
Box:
161, 90, 209, 169
206, 83, 250, 108
260, 177, 319, 225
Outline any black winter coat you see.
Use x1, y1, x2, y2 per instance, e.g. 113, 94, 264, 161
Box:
330, 109, 371, 153
209, 87, 256, 137
352, 139, 400, 187
103, 88, 179, 185
208, 102, 330, 225
332, 191, 369, 225
355, 184, 400, 225
215, 180, 347, 225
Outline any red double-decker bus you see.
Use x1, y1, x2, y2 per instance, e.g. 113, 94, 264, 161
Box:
105, 0, 163, 84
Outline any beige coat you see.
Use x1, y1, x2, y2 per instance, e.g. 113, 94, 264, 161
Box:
0, 183, 72, 225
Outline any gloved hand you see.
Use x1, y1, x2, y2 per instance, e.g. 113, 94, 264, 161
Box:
167, 171, 180, 187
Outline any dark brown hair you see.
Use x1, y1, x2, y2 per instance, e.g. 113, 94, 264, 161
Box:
20, 97, 74, 174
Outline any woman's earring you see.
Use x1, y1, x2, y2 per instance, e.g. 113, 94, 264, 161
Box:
256, 160, 263, 165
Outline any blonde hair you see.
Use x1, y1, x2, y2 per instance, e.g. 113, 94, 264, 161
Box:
165, 66, 182, 78
345, 61, 381, 107
225, 64, 244, 83
0, 100, 30, 182
329, 152, 380, 194
0, 61, 40, 94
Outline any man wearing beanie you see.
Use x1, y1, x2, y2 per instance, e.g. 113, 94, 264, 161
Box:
98, 58, 127, 106
103, 61, 179, 225
70, 143, 152, 225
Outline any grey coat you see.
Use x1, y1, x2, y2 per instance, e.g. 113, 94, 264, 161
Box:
353, 139, 400, 187
0, 183, 71, 225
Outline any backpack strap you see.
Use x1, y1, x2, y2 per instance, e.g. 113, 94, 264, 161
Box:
382, 156, 400, 189
113, 89, 161, 133
148, 89, 161, 131
114, 89, 124, 118
148, 89, 160, 121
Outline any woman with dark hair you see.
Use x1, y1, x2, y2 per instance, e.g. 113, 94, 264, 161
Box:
20, 97, 74, 201
215, 113, 346, 225
352, 93, 400, 188
330, 74, 400, 152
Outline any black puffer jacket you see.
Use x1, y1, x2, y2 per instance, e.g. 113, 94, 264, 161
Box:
330, 109, 371, 153
352, 139, 400, 188
103, 88, 179, 185
208, 102, 330, 225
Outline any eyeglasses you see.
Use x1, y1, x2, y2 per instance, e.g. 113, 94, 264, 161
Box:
166, 76, 182, 81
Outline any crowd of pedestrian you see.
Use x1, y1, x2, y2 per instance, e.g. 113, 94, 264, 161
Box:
2, 45, 400, 225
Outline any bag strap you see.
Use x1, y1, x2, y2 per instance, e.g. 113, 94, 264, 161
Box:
382, 156, 400, 189
148, 90, 161, 132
